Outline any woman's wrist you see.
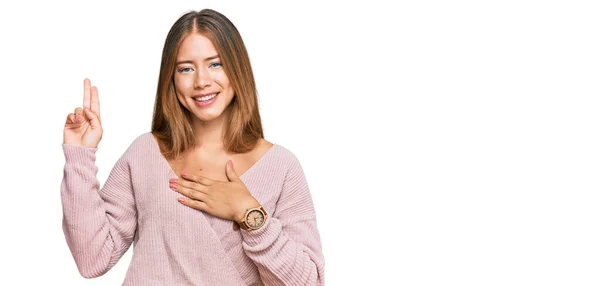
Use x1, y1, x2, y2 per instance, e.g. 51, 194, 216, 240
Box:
233, 196, 261, 222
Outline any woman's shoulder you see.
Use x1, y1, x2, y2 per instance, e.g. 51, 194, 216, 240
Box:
127, 132, 157, 149
119, 132, 158, 158
260, 140, 304, 172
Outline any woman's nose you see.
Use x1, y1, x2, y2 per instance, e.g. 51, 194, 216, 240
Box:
194, 69, 211, 89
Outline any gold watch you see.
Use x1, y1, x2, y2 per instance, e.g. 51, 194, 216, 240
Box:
238, 206, 267, 231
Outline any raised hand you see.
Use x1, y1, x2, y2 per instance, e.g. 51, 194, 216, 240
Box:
63, 78, 103, 148
169, 160, 260, 222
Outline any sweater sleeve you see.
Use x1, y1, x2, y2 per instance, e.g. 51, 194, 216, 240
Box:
60, 144, 137, 278
240, 154, 325, 286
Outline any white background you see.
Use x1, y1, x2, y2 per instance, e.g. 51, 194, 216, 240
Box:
0, 0, 599, 285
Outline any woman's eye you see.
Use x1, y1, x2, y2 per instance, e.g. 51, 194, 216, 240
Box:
209, 62, 222, 68
178, 67, 193, 73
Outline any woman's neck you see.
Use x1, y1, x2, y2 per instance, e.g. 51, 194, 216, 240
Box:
190, 107, 231, 151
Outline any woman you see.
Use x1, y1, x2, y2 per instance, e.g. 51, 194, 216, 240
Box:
61, 9, 324, 285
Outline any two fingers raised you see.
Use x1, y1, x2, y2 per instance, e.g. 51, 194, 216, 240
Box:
65, 79, 101, 125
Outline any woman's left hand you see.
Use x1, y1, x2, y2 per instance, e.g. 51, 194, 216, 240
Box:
169, 160, 260, 222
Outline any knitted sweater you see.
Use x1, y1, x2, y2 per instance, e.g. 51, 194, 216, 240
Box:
60, 132, 324, 285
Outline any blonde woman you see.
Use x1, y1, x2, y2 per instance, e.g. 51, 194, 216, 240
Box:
61, 9, 324, 285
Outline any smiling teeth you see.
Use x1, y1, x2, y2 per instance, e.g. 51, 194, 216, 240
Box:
194, 94, 217, 102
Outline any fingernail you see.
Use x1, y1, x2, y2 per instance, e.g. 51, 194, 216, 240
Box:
227, 160, 232, 167
181, 171, 187, 177
178, 197, 186, 202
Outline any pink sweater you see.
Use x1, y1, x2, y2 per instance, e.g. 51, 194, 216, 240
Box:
60, 132, 324, 285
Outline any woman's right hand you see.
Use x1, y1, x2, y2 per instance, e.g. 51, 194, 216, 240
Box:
63, 78, 103, 148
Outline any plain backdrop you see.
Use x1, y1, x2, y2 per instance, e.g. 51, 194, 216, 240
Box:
0, 0, 599, 285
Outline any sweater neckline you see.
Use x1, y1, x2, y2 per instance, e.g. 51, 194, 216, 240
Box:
148, 133, 277, 180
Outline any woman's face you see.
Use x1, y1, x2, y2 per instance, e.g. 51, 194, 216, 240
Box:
174, 33, 234, 123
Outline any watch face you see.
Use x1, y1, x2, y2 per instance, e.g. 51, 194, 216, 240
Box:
246, 209, 265, 228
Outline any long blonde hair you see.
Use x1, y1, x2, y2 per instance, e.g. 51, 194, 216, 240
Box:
151, 9, 264, 159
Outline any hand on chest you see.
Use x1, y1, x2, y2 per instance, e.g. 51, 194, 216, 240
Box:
168, 150, 253, 182
166, 147, 265, 223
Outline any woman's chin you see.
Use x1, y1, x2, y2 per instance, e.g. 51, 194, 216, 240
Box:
191, 111, 224, 123
187, 101, 232, 124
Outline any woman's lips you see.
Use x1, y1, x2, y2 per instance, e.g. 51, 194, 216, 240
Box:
193, 92, 219, 107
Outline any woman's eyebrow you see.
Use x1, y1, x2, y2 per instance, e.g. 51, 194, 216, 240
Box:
176, 60, 194, 65
204, 55, 220, 61
176, 55, 220, 65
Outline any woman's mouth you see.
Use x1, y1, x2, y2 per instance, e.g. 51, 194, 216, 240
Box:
192, 92, 219, 107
